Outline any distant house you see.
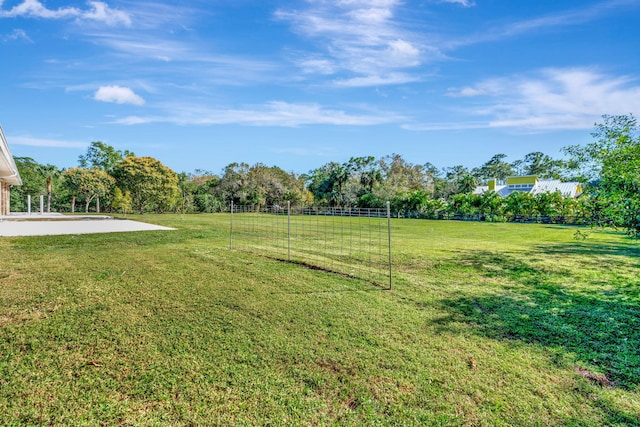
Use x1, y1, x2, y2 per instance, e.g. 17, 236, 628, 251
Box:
0, 125, 22, 215
473, 175, 582, 198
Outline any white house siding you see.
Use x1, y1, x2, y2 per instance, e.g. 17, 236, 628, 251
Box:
0, 125, 22, 215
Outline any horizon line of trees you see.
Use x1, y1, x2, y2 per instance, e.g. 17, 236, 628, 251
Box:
9, 114, 640, 237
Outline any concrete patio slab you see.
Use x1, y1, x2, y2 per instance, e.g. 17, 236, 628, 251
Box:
0, 214, 174, 236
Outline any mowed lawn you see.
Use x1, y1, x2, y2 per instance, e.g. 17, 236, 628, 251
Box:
1, 215, 638, 426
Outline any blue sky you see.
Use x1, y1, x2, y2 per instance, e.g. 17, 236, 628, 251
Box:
1, 0, 639, 175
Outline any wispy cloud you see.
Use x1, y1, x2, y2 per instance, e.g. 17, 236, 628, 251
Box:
94, 85, 145, 105
440, 68, 640, 130
1, 28, 31, 42
85, 32, 191, 62
10, 135, 88, 148
275, 0, 429, 86
81, 1, 131, 26
439, 0, 475, 7
81, 30, 279, 87
112, 101, 406, 127
447, 0, 638, 48
0, 0, 132, 26
333, 72, 420, 87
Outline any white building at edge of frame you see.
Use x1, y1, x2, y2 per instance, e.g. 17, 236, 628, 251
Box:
0, 125, 23, 215
473, 175, 583, 198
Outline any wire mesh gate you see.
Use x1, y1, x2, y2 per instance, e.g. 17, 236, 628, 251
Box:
230, 202, 392, 289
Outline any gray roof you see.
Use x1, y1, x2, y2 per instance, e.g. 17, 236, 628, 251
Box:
530, 180, 582, 197
473, 179, 582, 198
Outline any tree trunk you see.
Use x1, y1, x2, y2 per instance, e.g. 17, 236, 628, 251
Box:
46, 177, 52, 213
71, 196, 76, 213
96, 196, 100, 213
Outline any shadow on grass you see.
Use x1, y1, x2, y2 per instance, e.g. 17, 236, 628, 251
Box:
534, 241, 640, 259
592, 398, 640, 426
233, 250, 392, 293
435, 250, 640, 392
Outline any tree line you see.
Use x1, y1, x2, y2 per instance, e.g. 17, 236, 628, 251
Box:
10, 114, 640, 236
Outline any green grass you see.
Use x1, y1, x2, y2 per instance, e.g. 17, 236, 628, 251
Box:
1, 215, 639, 426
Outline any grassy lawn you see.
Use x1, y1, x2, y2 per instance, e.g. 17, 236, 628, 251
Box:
1, 215, 639, 426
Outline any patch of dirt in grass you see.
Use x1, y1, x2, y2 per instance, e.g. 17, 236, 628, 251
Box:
574, 367, 614, 387
317, 359, 355, 376
0, 305, 59, 327
346, 397, 361, 411
467, 356, 477, 370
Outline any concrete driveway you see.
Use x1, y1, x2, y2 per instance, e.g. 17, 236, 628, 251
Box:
0, 214, 174, 236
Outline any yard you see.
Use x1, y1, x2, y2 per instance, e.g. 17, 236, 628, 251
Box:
1, 215, 638, 425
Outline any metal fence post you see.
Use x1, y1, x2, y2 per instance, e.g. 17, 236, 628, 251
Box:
229, 201, 234, 250
387, 201, 392, 290
287, 201, 291, 261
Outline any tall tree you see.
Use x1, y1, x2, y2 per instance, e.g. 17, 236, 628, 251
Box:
347, 156, 382, 195
217, 162, 252, 205
37, 164, 60, 213
457, 174, 477, 194
61, 168, 115, 213
423, 162, 441, 192
520, 152, 564, 179
472, 154, 514, 182
305, 162, 350, 207
78, 141, 134, 173
379, 154, 429, 193
112, 156, 180, 214
565, 114, 640, 236
188, 171, 224, 213
246, 163, 305, 207
11, 157, 62, 212
439, 165, 472, 198
598, 142, 640, 236
112, 187, 133, 216
564, 114, 639, 183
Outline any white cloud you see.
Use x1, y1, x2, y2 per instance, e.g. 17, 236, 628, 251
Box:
1, 28, 31, 42
84, 31, 279, 86
348, 7, 393, 24
297, 58, 336, 75
112, 101, 406, 127
275, 0, 429, 87
0, 0, 78, 19
440, 0, 475, 7
334, 72, 420, 87
115, 116, 148, 125
446, 80, 503, 97
83, 1, 131, 26
94, 85, 145, 105
450, 87, 487, 97
387, 39, 420, 65
447, 0, 636, 49
0, 0, 131, 26
440, 68, 640, 131
10, 136, 88, 148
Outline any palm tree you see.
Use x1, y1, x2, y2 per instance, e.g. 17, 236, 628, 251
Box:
457, 174, 477, 194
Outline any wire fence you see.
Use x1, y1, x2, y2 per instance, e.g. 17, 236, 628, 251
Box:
229, 202, 392, 289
